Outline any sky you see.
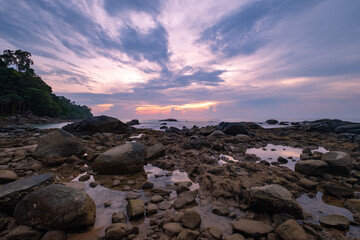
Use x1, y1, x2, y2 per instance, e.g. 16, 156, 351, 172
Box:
1, 0, 359, 121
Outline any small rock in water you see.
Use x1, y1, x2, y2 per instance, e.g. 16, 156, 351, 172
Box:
112, 211, 127, 223
200, 227, 223, 240
212, 202, 229, 216
126, 192, 141, 200
166, 172, 173, 176
159, 201, 172, 210
277, 156, 288, 164
112, 179, 121, 187
127, 199, 144, 219
181, 209, 201, 230
105, 223, 129, 240
78, 174, 90, 181
146, 203, 158, 215
151, 195, 164, 203
232, 219, 273, 237
154, 174, 164, 178
319, 214, 350, 230
89, 181, 99, 188
127, 180, 135, 185
104, 201, 112, 207
163, 222, 183, 237
275, 219, 307, 240
142, 181, 154, 189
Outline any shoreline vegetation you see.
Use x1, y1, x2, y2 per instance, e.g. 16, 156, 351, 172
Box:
0, 49, 92, 122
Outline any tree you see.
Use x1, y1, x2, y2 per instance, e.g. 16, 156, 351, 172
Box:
0, 49, 34, 72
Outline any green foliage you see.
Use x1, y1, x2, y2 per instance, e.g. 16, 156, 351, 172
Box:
0, 49, 93, 119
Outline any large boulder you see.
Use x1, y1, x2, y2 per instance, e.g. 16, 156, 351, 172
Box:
323, 182, 354, 198
321, 151, 353, 176
294, 160, 328, 176
0, 173, 55, 213
217, 122, 250, 136
232, 219, 273, 237
14, 184, 96, 230
275, 219, 307, 240
63, 115, 130, 134
93, 142, 146, 174
34, 129, 84, 157
303, 119, 353, 133
246, 184, 302, 218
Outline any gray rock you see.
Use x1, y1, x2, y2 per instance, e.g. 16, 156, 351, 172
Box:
125, 119, 140, 126
63, 115, 130, 134
158, 201, 172, 210
41, 230, 67, 240
181, 209, 201, 230
150, 187, 170, 196
200, 227, 223, 240
0, 173, 55, 214
323, 182, 354, 198
212, 202, 229, 216
319, 214, 350, 230
235, 134, 251, 142
0, 170, 18, 183
299, 178, 317, 190
78, 174, 90, 181
163, 222, 183, 237
142, 181, 154, 189
151, 194, 164, 203
146, 203, 158, 215
105, 223, 129, 240
321, 151, 353, 176
176, 182, 190, 194
266, 119, 278, 125
344, 199, 360, 214
14, 184, 96, 230
294, 160, 328, 176
93, 142, 146, 174
217, 122, 250, 136
5, 225, 42, 240
34, 129, 84, 157
246, 184, 302, 218
224, 234, 245, 240
178, 229, 200, 240
112, 211, 127, 223
232, 219, 273, 237
146, 143, 165, 160
275, 219, 307, 240
200, 126, 216, 135
209, 130, 225, 138
126, 199, 144, 219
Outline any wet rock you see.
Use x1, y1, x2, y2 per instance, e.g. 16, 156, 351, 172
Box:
0, 173, 55, 213
319, 214, 350, 230
142, 181, 154, 189
299, 178, 317, 190
231, 219, 274, 237
93, 142, 146, 174
323, 182, 354, 198
277, 157, 288, 164
159, 118, 178, 122
14, 184, 96, 229
177, 229, 200, 240
146, 143, 165, 160
126, 199, 144, 219
212, 202, 229, 216
41, 155, 65, 167
104, 201, 112, 207
173, 198, 187, 209
163, 222, 183, 237
294, 160, 328, 176
200, 227, 223, 240
176, 182, 190, 194
351, 170, 360, 179
217, 122, 250, 136
224, 233, 245, 240
273, 213, 295, 227
112, 211, 127, 223
235, 134, 251, 142
246, 184, 302, 218
5, 225, 42, 240
63, 115, 130, 134
78, 174, 90, 181
0, 170, 18, 183
344, 199, 360, 214
151, 187, 170, 196
105, 223, 129, 240
151, 195, 164, 203
181, 209, 202, 230
166, 126, 183, 134
266, 119, 278, 125
126, 192, 141, 200
89, 181, 99, 188
41, 230, 67, 240
146, 203, 158, 215
34, 129, 84, 158
174, 191, 197, 209
275, 219, 307, 240
126, 119, 140, 126
321, 151, 353, 176
209, 130, 225, 138
259, 160, 270, 166
200, 126, 216, 136
159, 201, 172, 210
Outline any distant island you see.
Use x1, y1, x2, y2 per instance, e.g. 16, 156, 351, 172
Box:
159, 118, 178, 122
0, 49, 92, 120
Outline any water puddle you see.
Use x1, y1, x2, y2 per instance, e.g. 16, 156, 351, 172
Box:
297, 191, 360, 238
246, 144, 327, 170
68, 164, 199, 239
129, 134, 144, 139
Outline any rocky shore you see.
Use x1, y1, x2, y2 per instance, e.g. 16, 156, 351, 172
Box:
0, 116, 360, 240
0, 112, 72, 127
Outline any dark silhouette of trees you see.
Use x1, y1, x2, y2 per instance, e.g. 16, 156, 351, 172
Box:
0, 49, 92, 119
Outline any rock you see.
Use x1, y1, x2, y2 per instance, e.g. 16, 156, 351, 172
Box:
34, 129, 84, 157
78, 174, 90, 181
151, 195, 164, 203
266, 119, 278, 125
200, 126, 216, 135
63, 115, 130, 134
302, 119, 353, 133
93, 142, 146, 174
14, 184, 96, 229
212, 202, 229, 216
41, 230, 67, 240
224, 234, 245, 240
89, 181, 99, 188
126, 192, 141, 200
151, 187, 170, 196
142, 181, 154, 189
126, 199, 144, 219
246, 184, 302, 218
159, 118, 178, 122
174, 191, 197, 209
177, 229, 200, 240
41, 156, 65, 167
112, 211, 127, 223
126, 119, 140, 126
231, 219, 274, 237
334, 123, 360, 134
200, 227, 223, 240
5, 225, 42, 240
0, 170, 18, 183
105, 223, 129, 240
323, 182, 354, 198
273, 213, 295, 227
159, 201, 172, 210
163, 222, 183, 237
176, 182, 190, 194
275, 219, 307, 240
209, 130, 225, 138
146, 203, 158, 215
259, 160, 270, 166
321, 151, 353, 176
277, 157, 288, 164
319, 214, 350, 230
351, 170, 360, 179
0, 173, 55, 213
344, 199, 360, 214
181, 209, 201, 230
217, 122, 250, 136
294, 160, 328, 176
166, 127, 183, 134
146, 143, 165, 160
299, 178, 317, 190
235, 134, 251, 142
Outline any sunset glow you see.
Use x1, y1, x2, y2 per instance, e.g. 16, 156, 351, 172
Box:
136, 101, 218, 115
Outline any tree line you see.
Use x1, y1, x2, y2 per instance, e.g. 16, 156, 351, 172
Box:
0, 49, 93, 119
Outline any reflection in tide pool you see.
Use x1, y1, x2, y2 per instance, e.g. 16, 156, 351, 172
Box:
246, 144, 327, 170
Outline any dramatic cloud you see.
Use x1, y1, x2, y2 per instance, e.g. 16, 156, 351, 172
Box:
0, 0, 359, 120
